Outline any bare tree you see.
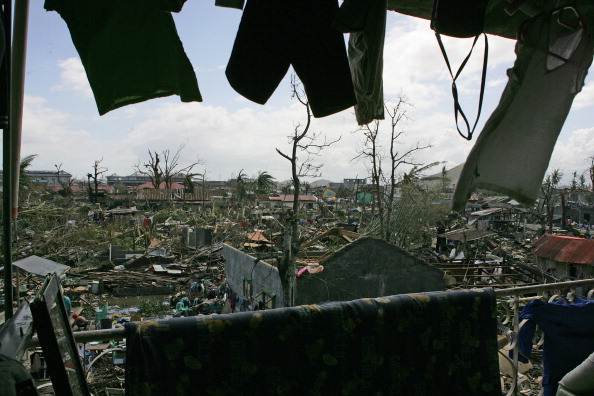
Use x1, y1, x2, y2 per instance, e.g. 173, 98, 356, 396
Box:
87, 159, 107, 203
540, 169, 563, 233
135, 150, 162, 189
54, 163, 74, 197
352, 97, 432, 241
135, 145, 203, 190
275, 76, 340, 306
353, 120, 381, 221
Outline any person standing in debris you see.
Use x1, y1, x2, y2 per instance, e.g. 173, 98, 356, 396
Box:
72, 314, 89, 331
63, 295, 72, 316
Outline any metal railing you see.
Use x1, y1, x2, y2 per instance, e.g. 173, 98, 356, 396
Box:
25, 278, 594, 395
495, 279, 594, 396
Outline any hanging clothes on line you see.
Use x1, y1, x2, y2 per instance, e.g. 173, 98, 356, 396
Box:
452, 6, 594, 210
334, 0, 387, 125
45, 0, 202, 116
215, 0, 244, 10
225, 0, 357, 118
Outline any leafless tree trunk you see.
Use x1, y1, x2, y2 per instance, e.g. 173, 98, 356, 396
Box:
87, 159, 107, 203
352, 97, 431, 242
353, 120, 383, 232
275, 76, 340, 306
54, 163, 74, 197
540, 169, 563, 234
383, 99, 431, 241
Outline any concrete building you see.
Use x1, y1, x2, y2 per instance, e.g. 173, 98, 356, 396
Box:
0, 170, 72, 186
222, 244, 284, 309
295, 236, 445, 306
106, 172, 185, 187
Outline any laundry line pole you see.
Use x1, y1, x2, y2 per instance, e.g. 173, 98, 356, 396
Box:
2, 0, 30, 320
10, 0, 30, 220
2, 0, 13, 320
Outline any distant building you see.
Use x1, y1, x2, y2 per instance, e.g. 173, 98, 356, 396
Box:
203, 180, 228, 189
106, 172, 185, 187
343, 178, 366, 191
267, 194, 318, 209
0, 170, 72, 187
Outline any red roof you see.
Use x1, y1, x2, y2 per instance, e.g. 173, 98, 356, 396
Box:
531, 234, 594, 265
136, 181, 184, 190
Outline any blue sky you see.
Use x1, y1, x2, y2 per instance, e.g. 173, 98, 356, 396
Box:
11, 2, 594, 185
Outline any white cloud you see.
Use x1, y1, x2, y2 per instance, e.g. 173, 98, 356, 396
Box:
382, 15, 516, 112
573, 78, 594, 109
51, 58, 93, 98
548, 126, 594, 183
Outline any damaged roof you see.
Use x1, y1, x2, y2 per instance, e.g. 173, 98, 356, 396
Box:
532, 234, 594, 265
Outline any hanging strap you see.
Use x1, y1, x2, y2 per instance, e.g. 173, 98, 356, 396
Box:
435, 32, 489, 141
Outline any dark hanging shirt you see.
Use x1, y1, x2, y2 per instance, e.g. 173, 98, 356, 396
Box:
45, 0, 202, 115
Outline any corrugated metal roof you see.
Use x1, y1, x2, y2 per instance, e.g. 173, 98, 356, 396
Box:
12, 255, 70, 277
531, 234, 594, 265
469, 208, 502, 217
438, 228, 496, 242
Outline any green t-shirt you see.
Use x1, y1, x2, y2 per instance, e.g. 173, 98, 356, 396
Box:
45, 0, 202, 115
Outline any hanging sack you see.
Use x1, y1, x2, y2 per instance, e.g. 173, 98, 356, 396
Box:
431, 0, 490, 140
431, 0, 489, 38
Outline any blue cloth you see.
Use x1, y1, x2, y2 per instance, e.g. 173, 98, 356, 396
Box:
63, 296, 71, 314
517, 298, 594, 396
125, 288, 500, 395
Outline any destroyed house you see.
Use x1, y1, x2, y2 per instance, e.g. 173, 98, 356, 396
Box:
532, 234, 594, 280
268, 194, 318, 209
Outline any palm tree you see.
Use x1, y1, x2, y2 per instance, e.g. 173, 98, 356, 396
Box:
183, 173, 200, 194
19, 154, 37, 188
235, 169, 248, 202
255, 171, 276, 194
401, 161, 442, 186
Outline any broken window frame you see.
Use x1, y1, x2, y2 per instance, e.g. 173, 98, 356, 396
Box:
30, 273, 90, 396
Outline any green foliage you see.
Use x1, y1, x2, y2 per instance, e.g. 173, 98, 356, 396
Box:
152, 206, 193, 224
389, 184, 451, 249
137, 300, 170, 318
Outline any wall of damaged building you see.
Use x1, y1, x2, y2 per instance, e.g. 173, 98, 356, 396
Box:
535, 256, 594, 281
295, 237, 446, 306
222, 244, 284, 308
